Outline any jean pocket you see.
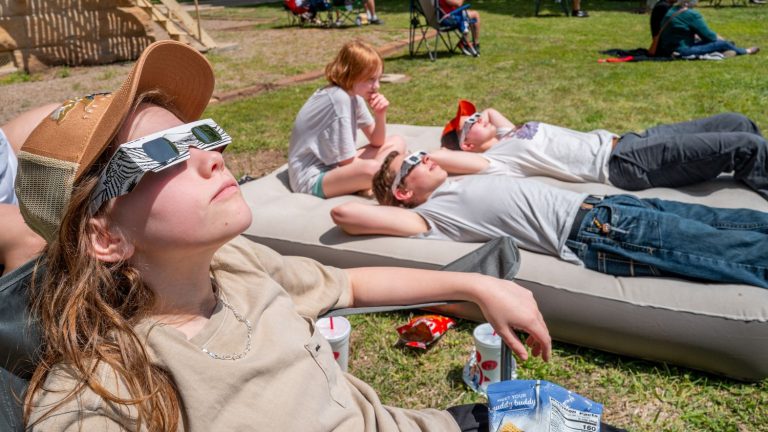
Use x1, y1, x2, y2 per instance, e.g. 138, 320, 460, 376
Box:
594, 203, 662, 251
594, 250, 662, 277
304, 320, 351, 408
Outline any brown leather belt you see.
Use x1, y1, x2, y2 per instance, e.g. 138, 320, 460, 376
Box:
568, 196, 603, 241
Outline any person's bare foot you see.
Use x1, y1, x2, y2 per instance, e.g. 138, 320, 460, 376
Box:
746, 47, 760, 55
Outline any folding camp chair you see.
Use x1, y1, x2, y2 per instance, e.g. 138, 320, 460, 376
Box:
283, 0, 334, 27
0, 237, 520, 431
409, 0, 478, 60
330, 0, 367, 26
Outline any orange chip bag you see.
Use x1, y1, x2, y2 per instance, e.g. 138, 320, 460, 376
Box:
396, 315, 455, 349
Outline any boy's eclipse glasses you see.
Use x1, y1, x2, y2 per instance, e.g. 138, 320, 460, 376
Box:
459, 112, 482, 145
89, 119, 231, 214
391, 151, 427, 194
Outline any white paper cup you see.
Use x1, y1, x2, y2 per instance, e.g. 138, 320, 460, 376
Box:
316, 316, 351, 372
472, 323, 504, 391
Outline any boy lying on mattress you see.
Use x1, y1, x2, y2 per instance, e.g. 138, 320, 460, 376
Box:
431, 100, 768, 201
330, 149, 768, 288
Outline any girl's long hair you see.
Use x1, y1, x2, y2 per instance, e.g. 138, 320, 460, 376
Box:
23, 93, 181, 431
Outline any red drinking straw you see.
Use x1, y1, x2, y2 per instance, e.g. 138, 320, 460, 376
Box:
330, 316, 335, 330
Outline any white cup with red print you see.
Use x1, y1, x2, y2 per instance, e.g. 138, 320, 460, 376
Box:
472, 323, 507, 391
316, 316, 351, 372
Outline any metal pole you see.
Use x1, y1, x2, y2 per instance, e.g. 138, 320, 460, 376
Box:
194, 0, 202, 42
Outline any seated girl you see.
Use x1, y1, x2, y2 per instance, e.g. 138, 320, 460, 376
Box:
288, 40, 405, 198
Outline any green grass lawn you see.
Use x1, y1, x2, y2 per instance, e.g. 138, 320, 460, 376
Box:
202, 1, 768, 430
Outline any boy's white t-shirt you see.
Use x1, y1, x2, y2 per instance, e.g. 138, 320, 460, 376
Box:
288, 86, 374, 194
0, 128, 18, 204
480, 122, 617, 184
412, 175, 587, 265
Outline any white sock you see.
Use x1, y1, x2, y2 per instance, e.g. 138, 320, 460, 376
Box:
367, 11, 373, 19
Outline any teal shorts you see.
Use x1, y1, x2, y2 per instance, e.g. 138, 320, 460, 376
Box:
311, 171, 327, 198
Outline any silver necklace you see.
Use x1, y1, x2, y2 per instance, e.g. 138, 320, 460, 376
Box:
201, 294, 253, 361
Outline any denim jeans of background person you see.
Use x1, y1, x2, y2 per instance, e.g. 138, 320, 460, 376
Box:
566, 194, 768, 288
676, 39, 746, 57
609, 113, 768, 200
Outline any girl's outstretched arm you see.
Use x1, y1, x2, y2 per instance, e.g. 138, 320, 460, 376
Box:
346, 267, 552, 362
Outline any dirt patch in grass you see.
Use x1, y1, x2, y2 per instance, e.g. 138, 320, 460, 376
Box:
224, 148, 286, 179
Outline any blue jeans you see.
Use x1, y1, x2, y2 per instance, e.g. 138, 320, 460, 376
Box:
676, 39, 747, 57
566, 195, 768, 288
610, 113, 768, 200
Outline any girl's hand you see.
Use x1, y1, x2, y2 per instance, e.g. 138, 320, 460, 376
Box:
368, 92, 389, 116
474, 277, 552, 362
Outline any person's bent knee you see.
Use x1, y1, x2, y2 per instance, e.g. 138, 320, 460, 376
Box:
385, 135, 407, 154
360, 158, 383, 178
718, 112, 759, 133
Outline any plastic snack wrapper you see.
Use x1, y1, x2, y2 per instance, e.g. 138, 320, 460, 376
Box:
488, 380, 603, 432
396, 315, 455, 349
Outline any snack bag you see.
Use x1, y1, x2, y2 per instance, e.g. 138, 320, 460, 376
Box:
396, 315, 455, 349
488, 380, 603, 432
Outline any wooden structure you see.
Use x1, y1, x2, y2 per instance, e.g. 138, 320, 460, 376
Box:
135, 0, 217, 50
0, 0, 216, 74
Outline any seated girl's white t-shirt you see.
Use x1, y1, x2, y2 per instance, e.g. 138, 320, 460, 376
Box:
288, 86, 374, 194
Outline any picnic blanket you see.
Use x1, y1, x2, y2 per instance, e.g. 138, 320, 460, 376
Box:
599, 48, 729, 63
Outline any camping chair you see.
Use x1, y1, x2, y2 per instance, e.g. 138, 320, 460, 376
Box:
409, 0, 478, 60
283, 0, 334, 27
534, 0, 570, 16
330, 0, 366, 26
0, 237, 520, 431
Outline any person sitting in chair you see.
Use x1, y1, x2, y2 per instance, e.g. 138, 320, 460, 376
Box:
431, 100, 768, 201
331, 150, 768, 288
439, 0, 481, 55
